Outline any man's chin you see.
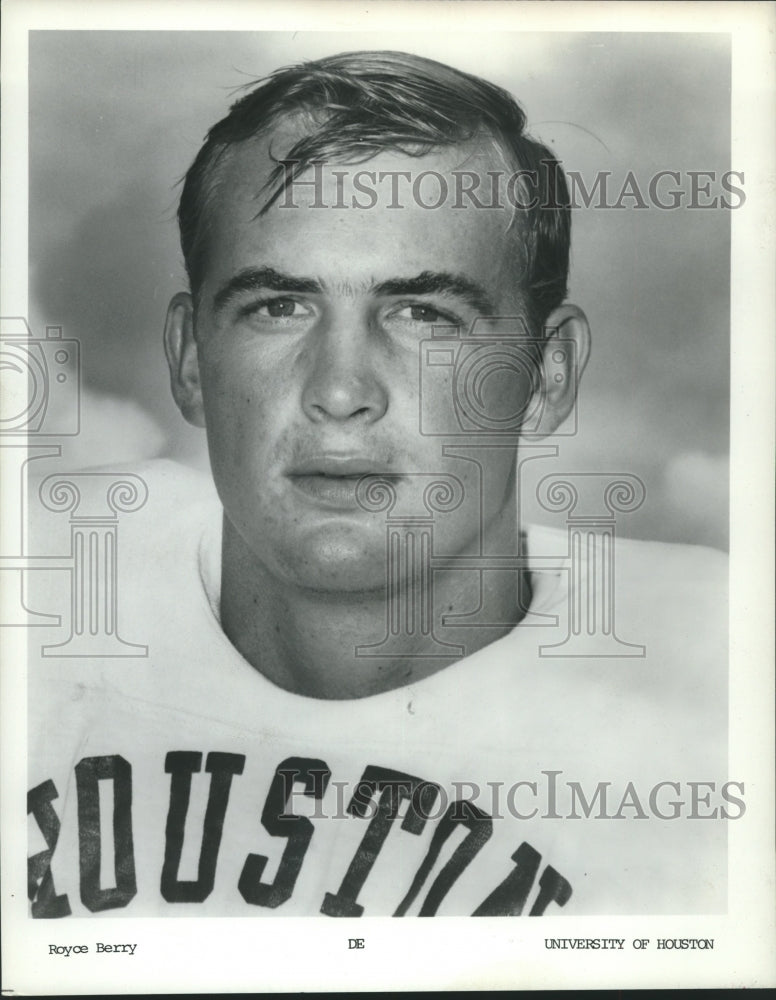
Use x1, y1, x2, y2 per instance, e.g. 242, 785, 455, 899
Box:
282, 523, 389, 595
289, 562, 388, 596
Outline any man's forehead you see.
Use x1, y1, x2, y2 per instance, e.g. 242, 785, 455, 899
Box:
215, 121, 513, 203
197, 122, 527, 302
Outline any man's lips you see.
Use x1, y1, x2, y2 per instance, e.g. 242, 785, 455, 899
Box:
287, 454, 398, 477
286, 455, 401, 508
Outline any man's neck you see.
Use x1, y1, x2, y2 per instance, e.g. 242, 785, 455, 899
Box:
219, 506, 529, 700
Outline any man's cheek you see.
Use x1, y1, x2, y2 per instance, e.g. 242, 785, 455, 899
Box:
205, 401, 268, 497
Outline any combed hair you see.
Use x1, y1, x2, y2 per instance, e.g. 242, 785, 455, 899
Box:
178, 51, 570, 329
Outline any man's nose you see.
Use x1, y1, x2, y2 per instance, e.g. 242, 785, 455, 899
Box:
300, 318, 389, 424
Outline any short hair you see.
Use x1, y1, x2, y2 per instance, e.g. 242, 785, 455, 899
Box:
178, 50, 570, 330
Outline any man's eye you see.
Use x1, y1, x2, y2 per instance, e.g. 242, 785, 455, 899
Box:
394, 304, 451, 323
255, 298, 310, 318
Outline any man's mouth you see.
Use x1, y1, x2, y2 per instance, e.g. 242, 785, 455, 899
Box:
286, 454, 401, 509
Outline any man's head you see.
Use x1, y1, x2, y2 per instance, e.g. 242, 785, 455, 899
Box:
165, 51, 590, 593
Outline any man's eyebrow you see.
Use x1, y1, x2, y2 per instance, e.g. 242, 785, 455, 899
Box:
212, 266, 496, 315
212, 266, 322, 312
372, 271, 496, 314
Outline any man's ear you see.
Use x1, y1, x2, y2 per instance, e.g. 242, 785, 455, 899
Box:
529, 303, 591, 438
164, 292, 206, 428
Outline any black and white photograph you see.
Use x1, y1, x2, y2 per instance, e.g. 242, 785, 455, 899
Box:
2, 0, 774, 993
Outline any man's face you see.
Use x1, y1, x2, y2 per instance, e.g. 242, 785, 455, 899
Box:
173, 131, 548, 592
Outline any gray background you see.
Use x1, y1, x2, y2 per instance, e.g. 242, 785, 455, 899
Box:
29, 31, 731, 549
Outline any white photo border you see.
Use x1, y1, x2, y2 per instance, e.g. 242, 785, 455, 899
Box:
2, 1, 774, 993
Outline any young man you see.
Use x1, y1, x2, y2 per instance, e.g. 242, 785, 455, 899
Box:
27, 51, 729, 919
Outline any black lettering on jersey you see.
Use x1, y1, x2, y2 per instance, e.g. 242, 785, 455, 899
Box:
528, 864, 572, 915
394, 799, 492, 917
321, 766, 440, 917
75, 755, 137, 912
472, 841, 542, 916
27, 779, 71, 918
239, 756, 331, 909
161, 750, 245, 903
